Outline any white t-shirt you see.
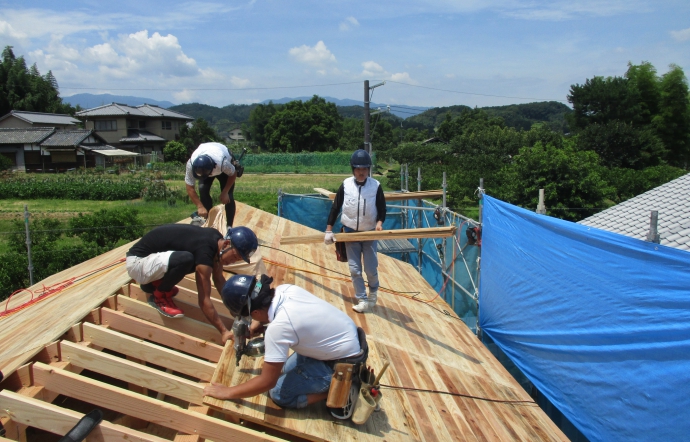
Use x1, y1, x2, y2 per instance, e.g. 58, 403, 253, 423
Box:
184, 142, 235, 185
263, 284, 360, 363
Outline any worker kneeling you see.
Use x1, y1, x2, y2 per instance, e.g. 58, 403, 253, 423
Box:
205, 274, 367, 412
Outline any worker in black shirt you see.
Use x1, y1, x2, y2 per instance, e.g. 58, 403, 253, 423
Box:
126, 224, 258, 344
325, 149, 386, 313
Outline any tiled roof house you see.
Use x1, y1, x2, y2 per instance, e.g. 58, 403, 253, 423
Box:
75, 103, 193, 155
579, 173, 690, 251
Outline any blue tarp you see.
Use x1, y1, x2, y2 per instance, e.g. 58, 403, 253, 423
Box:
480, 195, 690, 442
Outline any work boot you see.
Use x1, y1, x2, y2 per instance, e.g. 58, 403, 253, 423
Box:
352, 299, 370, 313
149, 289, 184, 318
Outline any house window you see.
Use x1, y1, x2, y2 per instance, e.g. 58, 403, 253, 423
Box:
161, 121, 172, 130
95, 120, 117, 131
139, 120, 146, 129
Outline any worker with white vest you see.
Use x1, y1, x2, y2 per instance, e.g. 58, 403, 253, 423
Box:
185, 142, 238, 226
324, 149, 387, 313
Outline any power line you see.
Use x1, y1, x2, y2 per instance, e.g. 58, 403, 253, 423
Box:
60, 81, 362, 92
385, 80, 567, 103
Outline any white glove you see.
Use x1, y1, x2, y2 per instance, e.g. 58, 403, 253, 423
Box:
324, 231, 335, 245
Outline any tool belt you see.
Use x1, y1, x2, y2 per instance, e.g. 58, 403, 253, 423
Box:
326, 327, 368, 408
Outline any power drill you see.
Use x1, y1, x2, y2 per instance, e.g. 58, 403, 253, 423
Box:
232, 315, 251, 366
190, 211, 206, 226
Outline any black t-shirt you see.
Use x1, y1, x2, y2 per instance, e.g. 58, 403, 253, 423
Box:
128, 224, 222, 268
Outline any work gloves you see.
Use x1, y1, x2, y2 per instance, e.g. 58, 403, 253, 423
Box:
324, 231, 335, 245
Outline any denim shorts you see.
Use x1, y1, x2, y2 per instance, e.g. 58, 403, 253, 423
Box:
269, 353, 333, 409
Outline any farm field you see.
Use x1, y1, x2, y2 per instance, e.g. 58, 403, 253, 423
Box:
0, 173, 390, 253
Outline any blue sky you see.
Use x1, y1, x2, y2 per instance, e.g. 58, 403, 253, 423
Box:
1, 1, 689, 110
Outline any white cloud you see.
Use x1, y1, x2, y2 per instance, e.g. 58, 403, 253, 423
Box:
502, 0, 651, 21
230, 76, 251, 88
0, 20, 26, 39
174, 89, 196, 103
391, 72, 417, 84
289, 41, 336, 67
670, 27, 690, 42
340, 16, 359, 31
361, 61, 386, 77
361, 61, 417, 84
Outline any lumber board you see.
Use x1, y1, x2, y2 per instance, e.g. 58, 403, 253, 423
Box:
31, 362, 284, 442
60, 341, 204, 405
116, 295, 223, 344
100, 308, 223, 363
0, 390, 167, 441
280, 226, 456, 245
314, 188, 444, 202
81, 322, 215, 381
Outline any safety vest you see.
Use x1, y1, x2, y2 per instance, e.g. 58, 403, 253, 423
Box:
340, 177, 380, 232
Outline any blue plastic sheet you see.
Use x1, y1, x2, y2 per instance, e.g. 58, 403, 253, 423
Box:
480, 195, 690, 442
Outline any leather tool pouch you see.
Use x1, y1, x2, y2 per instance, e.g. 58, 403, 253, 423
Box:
326, 362, 354, 408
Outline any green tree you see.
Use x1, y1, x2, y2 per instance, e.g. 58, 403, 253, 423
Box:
604, 165, 686, 203
69, 208, 144, 247
264, 95, 342, 152
653, 65, 690, 167
178, 118, 219, 154
436, 108, 505, 142
625, 62, 660, 126
496, 141, 611, 221
163, 141, 188, 163
575, 121, 666, 169
0, 46, 76, 116
567, 75, 643, 130
248, 102, 279, 149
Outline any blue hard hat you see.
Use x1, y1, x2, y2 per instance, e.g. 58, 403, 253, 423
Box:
350, 149, 372, 168
192, 154, 215, 179
225, 226, 258, 264
221, 274, 259, 317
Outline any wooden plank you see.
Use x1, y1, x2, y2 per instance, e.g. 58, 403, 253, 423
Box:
82, 322, 215, 382
0, 390, 167, 442
314, 188, 444, 202
128, 285, 234, 329
281, 227, 456, 245
30, 362, 284, 442
116, 295, 222, 344
100, 309, 223, 363
60, 341, 204, 405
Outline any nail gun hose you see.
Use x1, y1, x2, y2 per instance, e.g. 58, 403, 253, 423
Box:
378, 384, 537, 406
59, 409, 103, 442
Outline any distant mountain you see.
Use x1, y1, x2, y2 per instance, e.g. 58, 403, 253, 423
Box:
261, 96, 429, 119
405, 101, 572, 133
63, 93, 176, 109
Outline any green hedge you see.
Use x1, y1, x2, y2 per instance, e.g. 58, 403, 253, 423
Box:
242, 151, 376, 174
0, 176, 147, 200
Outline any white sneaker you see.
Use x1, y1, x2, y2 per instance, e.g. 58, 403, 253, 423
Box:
352, 299, 370, 313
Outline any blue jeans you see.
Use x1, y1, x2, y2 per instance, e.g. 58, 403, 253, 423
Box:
269, 353, 333, 409
343, 228, 379, 300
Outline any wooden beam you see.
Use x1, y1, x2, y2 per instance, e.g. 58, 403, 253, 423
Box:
281, 226, 457, 245
116, 295, 223, 345
82, 323, 215, 382
59, 341, 204, 405
128, 285, 234, 327
100, 309, 223, 363
0, 390, 168, 442
31, 363, 284, 442
314, 188, 444, 201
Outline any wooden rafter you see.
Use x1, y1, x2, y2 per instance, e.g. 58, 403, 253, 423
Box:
314, 188, 444, 201
81, 322, 215, 381
0, 390, 167, 442
100, 308, 223, 362
280, 226, 456, 245
30, 362, 283, 442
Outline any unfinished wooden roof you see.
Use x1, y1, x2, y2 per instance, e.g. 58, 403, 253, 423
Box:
0, 202, 567, 441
